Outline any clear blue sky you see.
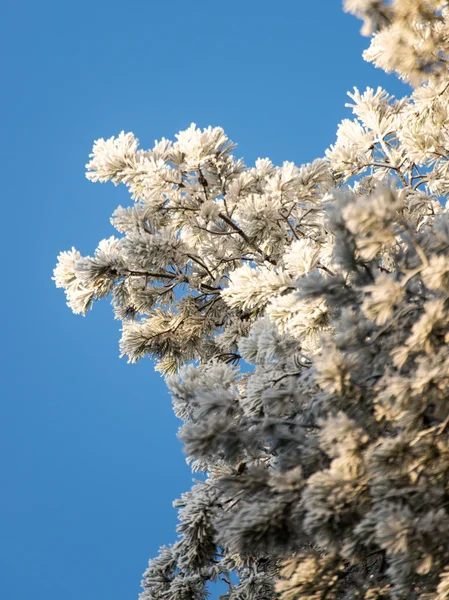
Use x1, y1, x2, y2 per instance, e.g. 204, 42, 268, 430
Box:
1, 2, 407, 599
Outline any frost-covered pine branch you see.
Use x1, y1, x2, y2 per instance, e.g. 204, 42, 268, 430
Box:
55, 1, 449, 599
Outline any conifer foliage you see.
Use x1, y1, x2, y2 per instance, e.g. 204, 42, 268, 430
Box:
54, 2, 449, 598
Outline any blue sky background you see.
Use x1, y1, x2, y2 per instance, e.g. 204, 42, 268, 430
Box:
1, 2, 408, 599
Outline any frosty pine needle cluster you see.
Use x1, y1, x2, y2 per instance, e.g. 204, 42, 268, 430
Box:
54, 1, 449, 598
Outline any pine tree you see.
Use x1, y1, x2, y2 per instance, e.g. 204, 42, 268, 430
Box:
54, 2, 449, 598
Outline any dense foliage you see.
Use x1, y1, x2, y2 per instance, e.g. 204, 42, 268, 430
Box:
54, 1, 449, 598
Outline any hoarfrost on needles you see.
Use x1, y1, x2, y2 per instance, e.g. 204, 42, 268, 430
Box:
54, 1, 449, 598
